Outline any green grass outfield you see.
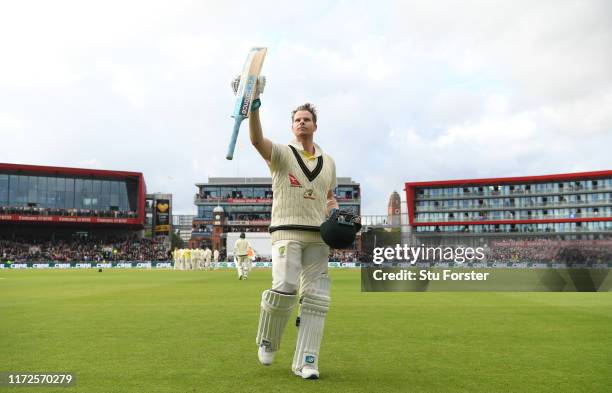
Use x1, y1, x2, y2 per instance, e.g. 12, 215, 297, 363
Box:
1, 269, 611, 393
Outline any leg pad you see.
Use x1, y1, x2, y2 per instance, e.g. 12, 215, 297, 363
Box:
256, 290, 297, 351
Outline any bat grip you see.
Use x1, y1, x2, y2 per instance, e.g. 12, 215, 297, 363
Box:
226, 117, 244, 160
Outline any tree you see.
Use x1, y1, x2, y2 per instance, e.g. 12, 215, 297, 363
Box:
171, 231, 184, 250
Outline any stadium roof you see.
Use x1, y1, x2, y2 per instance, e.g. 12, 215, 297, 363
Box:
405, 170, 612, 188
0, 162, 143, 178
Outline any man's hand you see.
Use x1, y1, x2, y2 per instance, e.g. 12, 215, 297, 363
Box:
326, 191, 339, 215
255, 76, 266, 98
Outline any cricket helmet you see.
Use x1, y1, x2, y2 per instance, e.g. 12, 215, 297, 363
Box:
320, 209, 362, 249
240, 232, 246, 239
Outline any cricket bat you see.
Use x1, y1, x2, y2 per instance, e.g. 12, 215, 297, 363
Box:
226, 47, 268, 160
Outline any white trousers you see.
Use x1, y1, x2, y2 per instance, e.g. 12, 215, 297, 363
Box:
271, 240, 330, 295
236, 255, 250, 277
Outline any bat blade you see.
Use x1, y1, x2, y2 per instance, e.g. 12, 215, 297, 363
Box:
226, 47, 267, 160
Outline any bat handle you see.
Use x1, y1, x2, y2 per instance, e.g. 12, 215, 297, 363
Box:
226, 117, 244, 160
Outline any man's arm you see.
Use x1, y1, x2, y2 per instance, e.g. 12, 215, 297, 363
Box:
249, 109, 273, 162
326, 190, 339, 215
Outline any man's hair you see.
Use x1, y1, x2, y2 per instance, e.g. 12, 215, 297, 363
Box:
291, 103, 317, 125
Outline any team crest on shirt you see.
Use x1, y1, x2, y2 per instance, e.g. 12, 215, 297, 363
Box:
303, 189, 316, 200
289, 174, 302, 187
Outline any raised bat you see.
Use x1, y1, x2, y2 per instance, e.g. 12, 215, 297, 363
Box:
226, 47, 267, 160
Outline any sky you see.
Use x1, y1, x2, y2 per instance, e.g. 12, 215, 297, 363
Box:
0, 0, 610, 216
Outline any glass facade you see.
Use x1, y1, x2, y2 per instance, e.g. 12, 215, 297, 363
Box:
0, 173, 139, 213
416, 221, 612, 233
416, 178, 612, 199
410, 176, 612, 234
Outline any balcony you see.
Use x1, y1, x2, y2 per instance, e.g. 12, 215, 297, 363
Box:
195, 194, 361, 204
194, 195, 273, 204
413, 211, 611, 223
415, 199, 612, 213
226, 219, 271, 226
415, 184, 612, 201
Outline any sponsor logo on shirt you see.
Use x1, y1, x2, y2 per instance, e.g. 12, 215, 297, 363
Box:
303, 189, 316, 200
289, 174, 302, 187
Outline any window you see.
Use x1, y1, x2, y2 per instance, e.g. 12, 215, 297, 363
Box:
65, 178, 75, 208
46, 177, 56, 208
0, 174, 8, 205
28, 176, 38, 204
17, 176, 28, 206
74, 179, 83, 209
100, 180, 110, 210
56, 178, 66, 209
253, 187, 266, 198
110, 181, 119, 209
198, 205, 214, 219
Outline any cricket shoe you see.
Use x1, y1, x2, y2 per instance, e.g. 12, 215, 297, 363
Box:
294, 366, 319, 380
257, 344, 276, 366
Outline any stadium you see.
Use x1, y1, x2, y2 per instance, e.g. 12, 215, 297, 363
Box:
401, 171, 612, 269
2, 162, 610, 392
0, 163, 173, 266
3, 0, 612, 390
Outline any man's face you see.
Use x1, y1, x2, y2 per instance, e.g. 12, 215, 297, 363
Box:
292, 110, 317, 138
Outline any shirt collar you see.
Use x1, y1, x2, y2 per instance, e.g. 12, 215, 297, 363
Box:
289, 140, 323, 158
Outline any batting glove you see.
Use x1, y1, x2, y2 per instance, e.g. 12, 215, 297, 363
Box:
231, 75, 266, 97
255, 76, 266, 97
231, 75, 240, 95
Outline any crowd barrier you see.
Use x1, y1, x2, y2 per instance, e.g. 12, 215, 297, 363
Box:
0, 261, 361, 269
1, 261, 610, 269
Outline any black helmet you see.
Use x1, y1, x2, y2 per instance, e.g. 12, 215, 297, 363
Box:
320, 209, 362, 249
240, 232, 246, 239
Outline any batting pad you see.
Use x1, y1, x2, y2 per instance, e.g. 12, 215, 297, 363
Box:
256, 290, 297, 351
292, 276, 331, 372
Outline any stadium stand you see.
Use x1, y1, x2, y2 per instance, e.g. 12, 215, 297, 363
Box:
0, 236, 169, 263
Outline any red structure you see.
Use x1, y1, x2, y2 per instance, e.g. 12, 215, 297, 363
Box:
404, 170, 612, 233
0, 163, 146, 228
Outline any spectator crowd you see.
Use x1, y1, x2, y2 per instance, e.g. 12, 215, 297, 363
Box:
1, 236, 169, 263
8, 236, 608, 265
487, 238, 612, 264
0, 206, 137, 219
329, 249, 361, 262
